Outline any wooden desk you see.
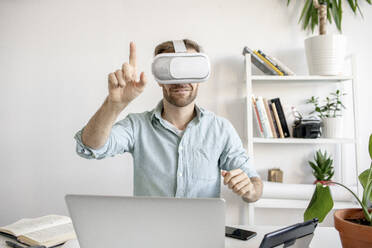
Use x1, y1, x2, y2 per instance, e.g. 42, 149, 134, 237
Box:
0, 225, 342, 248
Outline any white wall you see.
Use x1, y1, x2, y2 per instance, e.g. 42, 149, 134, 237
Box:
0, 0, 371, 227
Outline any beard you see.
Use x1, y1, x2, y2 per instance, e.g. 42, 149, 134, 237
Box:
163, 84, 198, 107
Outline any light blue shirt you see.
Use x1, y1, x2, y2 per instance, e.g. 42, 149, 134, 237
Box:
74, 101, 259, 198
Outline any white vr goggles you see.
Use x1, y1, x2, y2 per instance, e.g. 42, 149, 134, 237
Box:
151, 40, 211, 84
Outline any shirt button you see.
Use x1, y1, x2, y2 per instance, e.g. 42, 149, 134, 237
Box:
179, 173, 183, 177
179, 146, 183, 151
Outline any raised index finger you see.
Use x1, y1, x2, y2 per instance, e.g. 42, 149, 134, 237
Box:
129, 41, 137, 68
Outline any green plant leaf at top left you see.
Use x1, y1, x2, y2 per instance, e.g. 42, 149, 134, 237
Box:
304, 183, 334, 223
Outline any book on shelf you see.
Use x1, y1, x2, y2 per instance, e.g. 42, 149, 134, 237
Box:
263, 98, 277, 138
242, 46, 295, 76
0, 215, 76, 247
254, 51, 284, 76
265, 53, 295, 76
252, 96, 264, 137
271, 102, 285, 138
270, 102, 284, 138
270, 98, 290, 138
251, 96, 290, 139
255, 96, 273, 138
268, 102, 281, 138
257, 50, 289, 76
242, 47, 277, 75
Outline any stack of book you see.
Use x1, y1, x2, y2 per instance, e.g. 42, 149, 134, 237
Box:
243, 46, 295, 76
0, 215, 76, 247
252, 96, 290, 138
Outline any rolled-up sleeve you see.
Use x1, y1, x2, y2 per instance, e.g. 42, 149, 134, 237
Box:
74, 114, 135, 160
218, 119, 260, 178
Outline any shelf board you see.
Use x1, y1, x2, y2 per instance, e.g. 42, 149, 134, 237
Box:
247, 182, 358, 209
253, 137, 355, 144
252, 198, 358, 209
250, 75, 353, 83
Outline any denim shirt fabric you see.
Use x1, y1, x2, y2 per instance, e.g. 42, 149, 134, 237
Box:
74, 101, 259, 198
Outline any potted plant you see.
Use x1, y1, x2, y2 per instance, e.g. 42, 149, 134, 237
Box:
304, 134, 372, 247
287, 0, 371, 75
308, 149, 335, 185
306, 89, 346, 138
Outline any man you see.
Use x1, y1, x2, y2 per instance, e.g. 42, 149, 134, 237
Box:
75, 39, 263, 202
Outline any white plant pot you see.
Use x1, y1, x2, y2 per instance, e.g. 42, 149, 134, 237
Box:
322, 117, 343, 138
305, 34, 347, 76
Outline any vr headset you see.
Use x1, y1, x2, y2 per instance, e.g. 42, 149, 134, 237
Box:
151, 40, 210, 84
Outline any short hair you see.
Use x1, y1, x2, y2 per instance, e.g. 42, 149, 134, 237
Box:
154, 39, 202, 56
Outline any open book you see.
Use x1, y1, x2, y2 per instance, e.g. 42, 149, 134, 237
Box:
0, 215, 76, 247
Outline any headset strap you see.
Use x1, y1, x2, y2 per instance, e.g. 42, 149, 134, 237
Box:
172, 40, 187, 53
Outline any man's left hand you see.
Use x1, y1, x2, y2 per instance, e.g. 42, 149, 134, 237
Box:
221, 169, 255, 198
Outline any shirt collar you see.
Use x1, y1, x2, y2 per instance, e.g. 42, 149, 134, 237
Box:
151, 100, 205, 122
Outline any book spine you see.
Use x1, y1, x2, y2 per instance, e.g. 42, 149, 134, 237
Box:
258, 50, 288, 76
252, 97, 264, 137
254, 51, 284, 76
267, 55, 295, 76
263, 98, 277, 138
271, 98, 290, 138
268, 102, 280, 138
243, 46, 278, 75
271, 103, 285, 138
256, 97, 273, 138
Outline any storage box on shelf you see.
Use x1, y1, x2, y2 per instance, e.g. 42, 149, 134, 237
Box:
243, 54, 361, 225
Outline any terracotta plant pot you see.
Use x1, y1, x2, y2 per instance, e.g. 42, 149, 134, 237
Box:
334, 208, 372, 248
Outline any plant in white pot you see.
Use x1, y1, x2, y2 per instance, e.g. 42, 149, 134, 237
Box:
304, 134, 372, 248
306, 89, 346, 138
287, 0, 371, 75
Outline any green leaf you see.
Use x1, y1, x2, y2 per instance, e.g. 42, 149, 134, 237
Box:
359, 166, 372, 202
331, 0, 342, 32
338, 0, 343, 32
304, 2, 314, 31
311, 6, 318, 33
347, 0, 357, 13
299, 0, 312, 23
309, 161, 323, 179
357, 2, 364, 18
362, 180, 372, 206
304, 184, 334, 223
327, 4, 333, 23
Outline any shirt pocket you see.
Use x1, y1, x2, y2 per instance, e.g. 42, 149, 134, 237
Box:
190, 145, 219, 181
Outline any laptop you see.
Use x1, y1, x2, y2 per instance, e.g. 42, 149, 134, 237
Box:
65, 195, 225, 248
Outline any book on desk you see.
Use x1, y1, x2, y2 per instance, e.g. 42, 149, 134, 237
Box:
0, 215, 76, 247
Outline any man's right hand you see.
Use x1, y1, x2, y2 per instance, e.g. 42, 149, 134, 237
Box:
107, 42, 147, 109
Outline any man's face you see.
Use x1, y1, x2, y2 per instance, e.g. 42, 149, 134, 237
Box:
158, 48, 199, 108
161, 83, 199, 108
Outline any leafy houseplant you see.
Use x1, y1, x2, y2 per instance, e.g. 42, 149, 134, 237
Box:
287, 0, 370, 75
304, 134, 372, 247
306, 89, 346, 137
308, 149, 335, 184
287, 0, 372, 33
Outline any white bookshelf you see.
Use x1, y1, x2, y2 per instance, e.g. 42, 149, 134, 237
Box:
253, 137, 355, 144
251, 75, 354, 82
243, 54, 361, 225
252, 198, 357, 210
